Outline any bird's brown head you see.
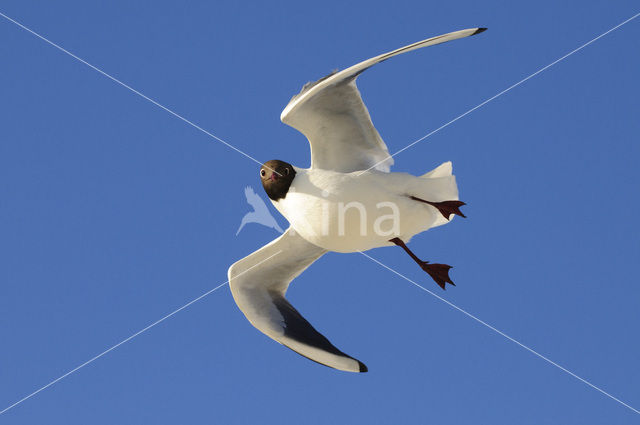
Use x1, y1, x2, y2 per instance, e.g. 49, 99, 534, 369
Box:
260, 160, 296, 201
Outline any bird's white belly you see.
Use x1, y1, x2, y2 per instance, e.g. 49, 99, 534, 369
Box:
272, 169, 446, 253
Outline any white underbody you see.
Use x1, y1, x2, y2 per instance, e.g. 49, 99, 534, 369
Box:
271, 162, 459, 253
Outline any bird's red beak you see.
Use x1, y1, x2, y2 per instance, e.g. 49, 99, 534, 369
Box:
270, 173, 278, 181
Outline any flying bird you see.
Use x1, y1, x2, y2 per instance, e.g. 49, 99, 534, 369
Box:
228, 28, 486, 372
236, 186, 284, 235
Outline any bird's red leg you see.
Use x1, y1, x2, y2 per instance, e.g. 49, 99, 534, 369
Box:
389, 237, 455, 290
409, 196, 466, 220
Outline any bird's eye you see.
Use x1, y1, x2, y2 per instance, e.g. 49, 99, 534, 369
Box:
260, 169, 266, 177
284, 168, 290, 175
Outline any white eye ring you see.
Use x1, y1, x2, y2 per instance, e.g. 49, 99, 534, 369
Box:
284, 168, 290, 175
260, 169, 266, 177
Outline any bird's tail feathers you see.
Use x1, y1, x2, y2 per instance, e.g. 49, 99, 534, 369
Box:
421, 161, 452, 179
411, 161, 459, 228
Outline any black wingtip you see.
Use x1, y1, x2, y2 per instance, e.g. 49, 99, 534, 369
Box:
358, 361, 368, 373
473, 28, 487, 35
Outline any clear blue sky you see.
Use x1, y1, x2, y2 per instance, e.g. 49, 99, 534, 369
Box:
1, 1, 639, 423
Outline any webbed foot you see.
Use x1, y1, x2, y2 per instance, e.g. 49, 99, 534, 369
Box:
389, 237, 456, 290
409, 196, 466, 220
419, 262, 455, 290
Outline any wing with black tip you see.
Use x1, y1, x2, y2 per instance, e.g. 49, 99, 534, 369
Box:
228, 228, 367, 372
281, 28, 486, 173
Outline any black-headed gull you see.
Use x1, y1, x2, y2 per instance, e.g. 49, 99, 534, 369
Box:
228, 28, 486, 372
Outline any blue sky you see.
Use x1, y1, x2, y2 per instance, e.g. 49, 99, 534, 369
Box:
1, 1, 639, 423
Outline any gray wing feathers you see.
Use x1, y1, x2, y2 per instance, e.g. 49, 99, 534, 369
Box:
228, 229, 366, 372
281, 28, 486, 173
287, 80, 392, 172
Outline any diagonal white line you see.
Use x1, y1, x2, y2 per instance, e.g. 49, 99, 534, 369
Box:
359, 251, 640, 415
360, 11, 640, 174
0, 250, 282, 416
0, 11, 268, 169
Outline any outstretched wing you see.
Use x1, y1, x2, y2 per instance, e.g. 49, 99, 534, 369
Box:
281, 28, 486, 173
228, 228, 367, 372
